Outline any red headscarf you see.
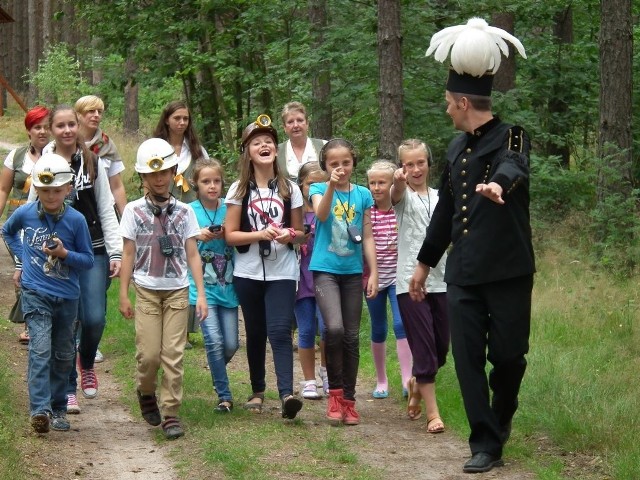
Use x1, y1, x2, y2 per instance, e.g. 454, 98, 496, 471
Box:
24, 106, 50, 130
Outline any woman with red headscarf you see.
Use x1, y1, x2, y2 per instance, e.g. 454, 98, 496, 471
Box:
0, 105, 50, 344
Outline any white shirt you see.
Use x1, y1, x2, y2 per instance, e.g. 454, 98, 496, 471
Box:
284, 138, 326, 179
176, 139, 209, 175
225, 180, 302, 281
120, 197, 200, 290
394, 188, 447, 294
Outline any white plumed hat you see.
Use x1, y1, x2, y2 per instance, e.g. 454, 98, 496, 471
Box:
426, 17, 527, 96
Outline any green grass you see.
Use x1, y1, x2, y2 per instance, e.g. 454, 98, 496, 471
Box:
0, 326, 33, 480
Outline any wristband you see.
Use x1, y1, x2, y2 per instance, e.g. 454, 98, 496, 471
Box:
287, 227, 297, 239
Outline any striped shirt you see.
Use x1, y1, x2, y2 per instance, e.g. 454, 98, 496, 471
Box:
370, 205, 398, 289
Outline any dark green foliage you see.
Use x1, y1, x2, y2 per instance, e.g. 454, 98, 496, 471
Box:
530, 154, 596, 221
62, 0, 638, 274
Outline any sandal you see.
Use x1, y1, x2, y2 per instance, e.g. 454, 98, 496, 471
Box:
427, 415, 445, 433
18, 330, 29, 345
215, 400, 233, 413
281, 395, 303, 419
137, 390, 161, 426
162, 416, 184, 440
243, 392, 264, 414
406, 377, 422, 421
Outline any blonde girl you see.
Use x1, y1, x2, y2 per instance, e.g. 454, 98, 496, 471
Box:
391, 139, 449, 433
365, 161, 412, 399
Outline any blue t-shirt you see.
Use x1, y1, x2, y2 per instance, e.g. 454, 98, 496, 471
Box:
2, 202, 94, 299
187, 199, 239, 308
308, 183, 373, 275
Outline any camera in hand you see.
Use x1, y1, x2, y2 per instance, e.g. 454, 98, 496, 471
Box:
45, 238, 58, 250
347, 225, 363, 244
208, 224, 222, 232
158, 235, 174, 257
303, 223, 311, 234
258, 239, 271, 258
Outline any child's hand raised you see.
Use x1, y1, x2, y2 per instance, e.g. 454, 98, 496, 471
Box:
329, 166, 345, 187
394, 167, 407, 184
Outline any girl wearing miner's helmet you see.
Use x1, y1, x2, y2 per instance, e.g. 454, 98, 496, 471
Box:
224, 115, 306, 420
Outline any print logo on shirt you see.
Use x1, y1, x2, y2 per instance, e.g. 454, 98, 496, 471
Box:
248, 197, 284, 230
329, 198, 355, 257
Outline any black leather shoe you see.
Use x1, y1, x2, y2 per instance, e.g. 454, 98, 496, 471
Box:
463, 452, 504, 473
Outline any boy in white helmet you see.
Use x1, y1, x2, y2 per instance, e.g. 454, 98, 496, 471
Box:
118, 138, 207, 440
2, 153, 94, 434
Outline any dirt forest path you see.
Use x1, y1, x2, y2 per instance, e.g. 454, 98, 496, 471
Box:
0, 140, 537, 479
0, 229, 179, 479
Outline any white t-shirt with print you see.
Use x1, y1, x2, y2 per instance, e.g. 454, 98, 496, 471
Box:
120, 197, 200, 290
225, 180, 302, 282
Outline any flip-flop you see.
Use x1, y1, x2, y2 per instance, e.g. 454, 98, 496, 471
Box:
406, 377, 422, 420
427, 415, 445, 433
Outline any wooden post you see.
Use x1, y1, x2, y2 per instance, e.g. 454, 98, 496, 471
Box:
0, 73, 28, 113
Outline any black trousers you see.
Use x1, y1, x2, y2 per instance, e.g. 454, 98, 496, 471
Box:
448, 274, 533, 457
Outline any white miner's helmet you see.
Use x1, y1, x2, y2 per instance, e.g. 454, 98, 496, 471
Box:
135, 138, 178, 173
32, 153, 75, 187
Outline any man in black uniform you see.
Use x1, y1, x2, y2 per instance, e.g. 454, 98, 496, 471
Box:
409, 18, 535, 474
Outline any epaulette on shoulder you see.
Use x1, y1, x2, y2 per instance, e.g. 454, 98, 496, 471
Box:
507, 126, 525, 153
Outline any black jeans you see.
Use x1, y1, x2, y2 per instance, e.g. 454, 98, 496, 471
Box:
313, 272, 363, 400
233, 276, 296, 399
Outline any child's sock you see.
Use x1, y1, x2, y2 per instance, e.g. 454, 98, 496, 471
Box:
371, 341, 388, 393
396, 338, 413, 390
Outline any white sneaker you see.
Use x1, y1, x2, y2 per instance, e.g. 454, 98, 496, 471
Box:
67, 394, 81, 414
317, 366, 329, 395
302, 380, 322, 400
94, 349, 104, 363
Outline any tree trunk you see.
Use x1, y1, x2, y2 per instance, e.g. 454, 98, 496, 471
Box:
123, 56, 139, 134
491, 12, 515, 93
16, 0, 28, 92
27, 0, 37, 104
377, 0, 403, 161
545, 6, 573, 167
42, 0, 51, 49
308, 0, 332, 139
597, 0, 633, 198
61, 1, 75, 51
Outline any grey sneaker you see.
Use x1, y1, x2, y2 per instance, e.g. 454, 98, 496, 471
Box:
31, 412, 50, 433
51, 412, 70, 431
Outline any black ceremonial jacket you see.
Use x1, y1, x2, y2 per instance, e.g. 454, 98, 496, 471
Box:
417, 117, 535, 286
